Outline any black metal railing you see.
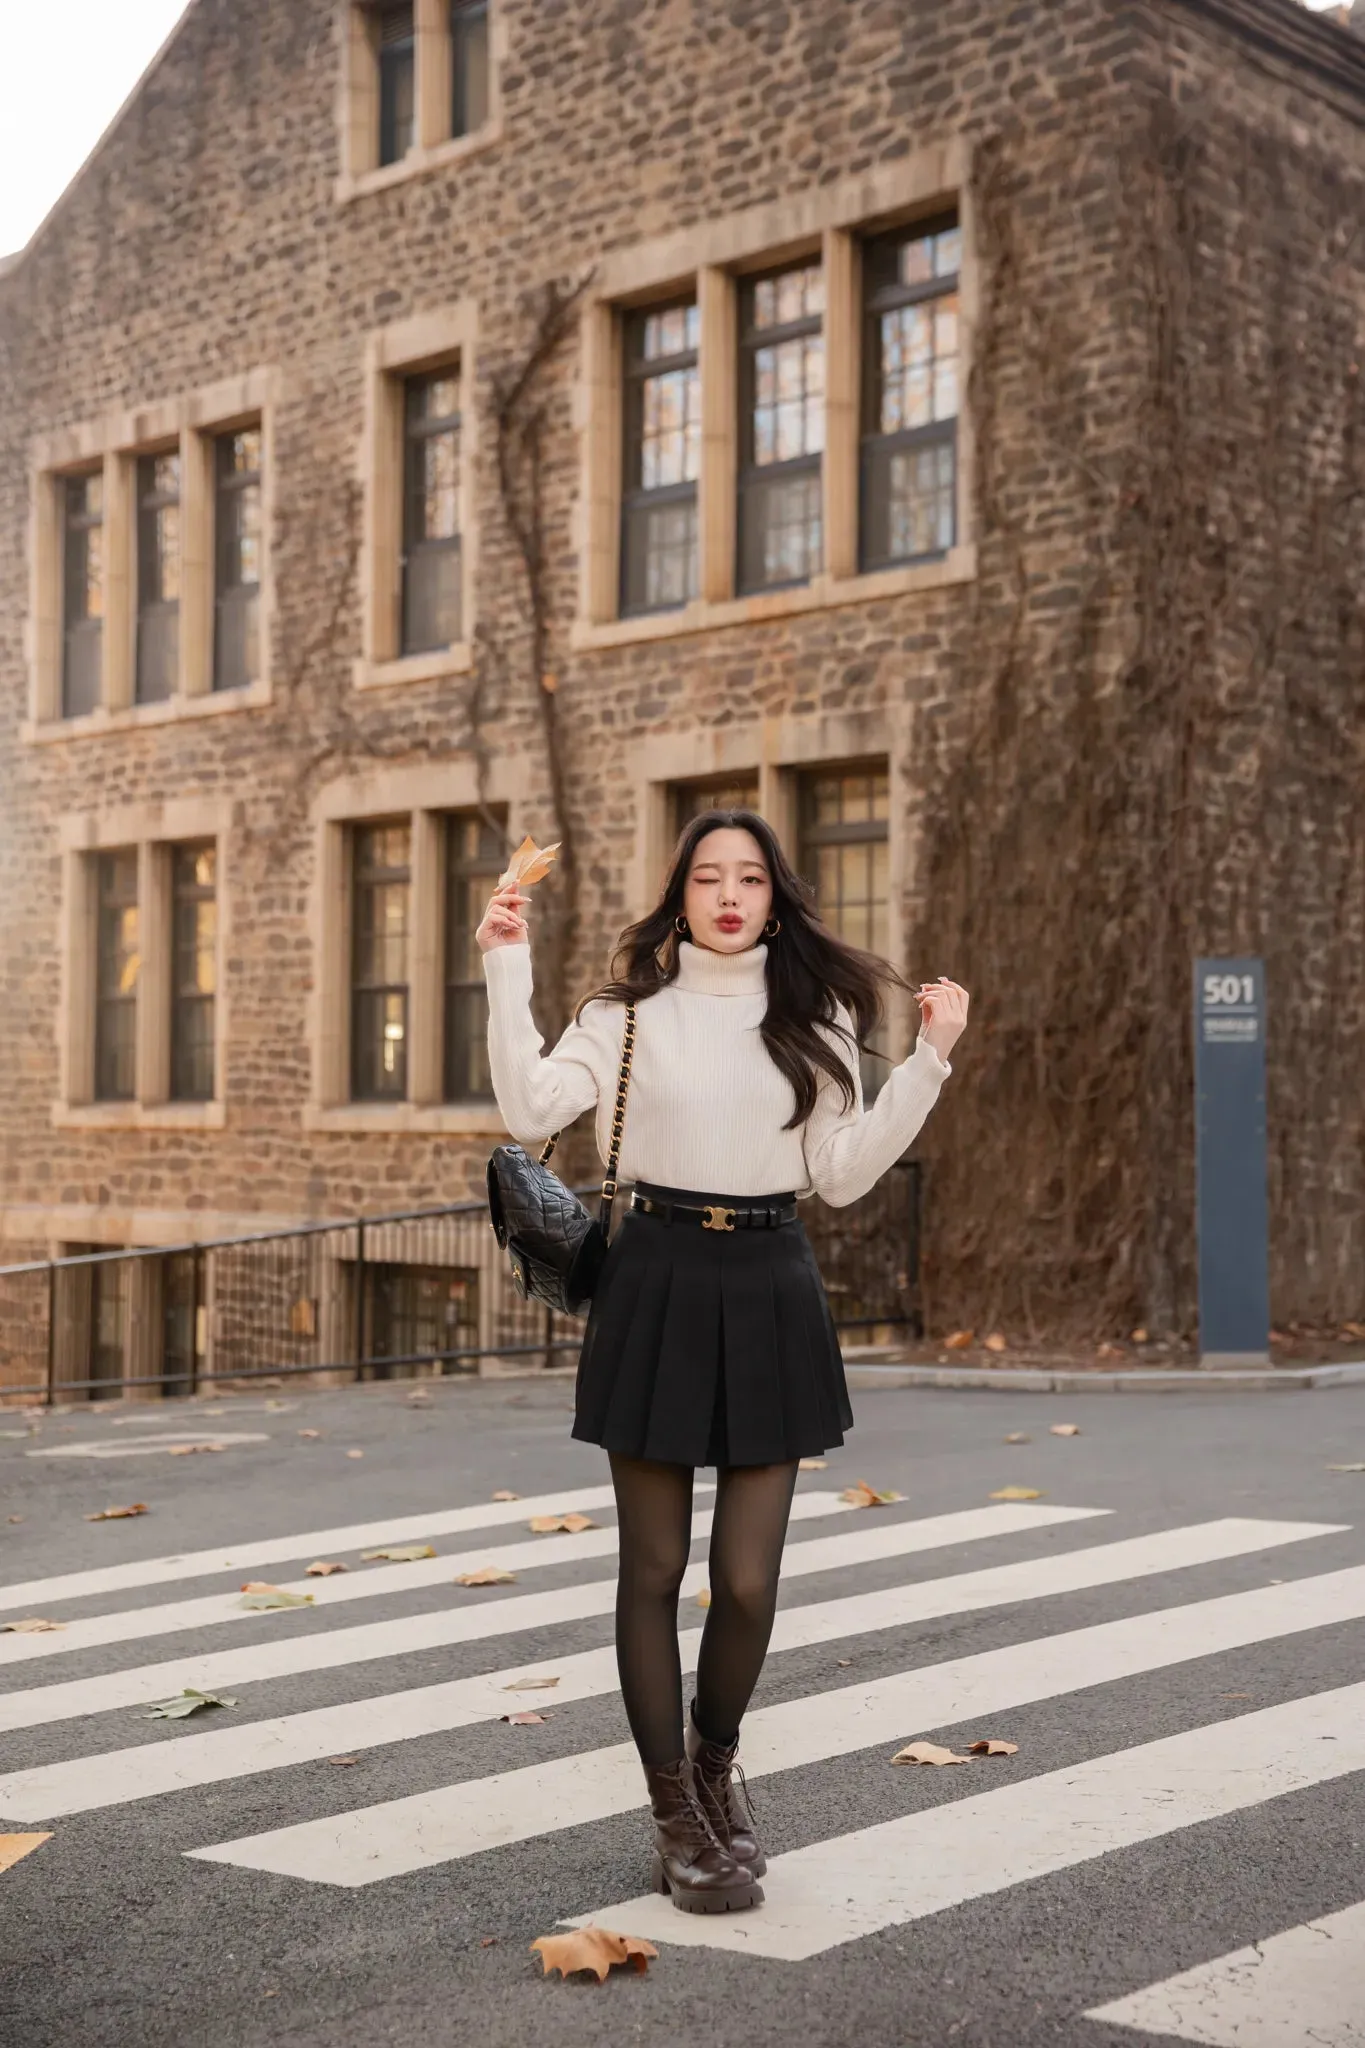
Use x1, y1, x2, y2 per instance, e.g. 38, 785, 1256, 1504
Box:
0, 1165, 921, 1404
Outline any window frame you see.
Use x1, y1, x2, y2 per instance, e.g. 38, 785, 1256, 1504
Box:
669, 775, 761, 843
859, 212, 961, 575
736, 257, 827, 597
135, 449, 182, 707
213, 424, 264, 693
442, 809, 502, 1105
349, 819, 413, 1104
797, 761, 892, 1097
169, 842, 218, 1105
401, 370, 463, 657
619, 297, 702, 619
93, 849, 140, 1105
339, 0, 501, 200
62, 467, 105, 720
449, 0, 490, 138
375, 0, 417, 166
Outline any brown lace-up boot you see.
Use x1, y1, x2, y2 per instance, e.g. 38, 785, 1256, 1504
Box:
685, 1703, 766, 1878
643, 1756, 763, 1912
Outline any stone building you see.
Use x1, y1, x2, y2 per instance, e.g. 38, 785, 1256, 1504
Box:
0, 0, 1362, 1391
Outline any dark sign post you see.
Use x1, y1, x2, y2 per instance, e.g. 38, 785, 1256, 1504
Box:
1193, 957, 1270, 1366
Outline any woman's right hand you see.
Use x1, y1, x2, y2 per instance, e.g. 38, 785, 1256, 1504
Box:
476, 882, 530, 953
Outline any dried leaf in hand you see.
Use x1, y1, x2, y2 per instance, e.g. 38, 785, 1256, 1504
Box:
966, 1738, 1019, 1756
530, 1929, 658, 1982
1049, 1424, 1081, 1437
501, 1710, 548, 1725
361, 1544, 436, 1563
501, 1675, 560, 1691
528, 1512, 597, 1533
694, 1586, 711, 1608
839, 1479, 905, 1508
0, 1834, 52, 1875
798, 1457, 828, 1470
168, 1442, 228, 1456
944, 1330, 975, 1350
498, 836, 561, 890
85, 1503, 149, 1521
984, 1332, 1008, 1353
305, 1560, 348, 1577
144, 1688, 238, 1720
491, 1489, 520, 1501
892, 1742, 971, 1767
0, 1617, 66, 1634
1004, 1432, 1031, 1444
990, 1485, 1044, 1501
238, 1584, 314, 1610
455, 1566, 518, 1586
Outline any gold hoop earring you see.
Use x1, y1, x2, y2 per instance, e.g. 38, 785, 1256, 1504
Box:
675, 914, 689, 935
764, 917, 781, 938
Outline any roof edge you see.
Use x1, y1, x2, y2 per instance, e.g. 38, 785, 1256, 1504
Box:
1165, 0, 1365, 107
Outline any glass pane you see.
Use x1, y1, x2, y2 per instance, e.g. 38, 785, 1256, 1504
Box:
741, 466, 822, 590
379, 20, 415, 165
418, 425, 460, 538
452, 0, 490, 136
402, 539, 462, 653
444, 984, 493, 1101
671, 778, 760, 836
222, 429, 261, 477
751, 334, 824, 466
411, 373, 460, 425
63, 623, 102, 718
622, 489, 697, 616
214, 586, 259, 691
752, 262, 822, 330
642, 303, 698, 360
352, 990, 408, 1099
136, 604, 178, 704
887, 440, 956, 560
639, 365, 700, 489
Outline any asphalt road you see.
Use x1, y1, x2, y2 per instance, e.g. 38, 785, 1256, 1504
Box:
1, 1375, 1362, 2048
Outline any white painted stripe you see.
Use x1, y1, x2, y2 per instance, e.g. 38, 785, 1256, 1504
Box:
0, 1503, 1097, 1732
0, 1490, 862, 1668
1086, 1900, 1365, 2046
25, 1434, 270, 1459
181, 1524, 1349, 1885
569, 1683, 1365, 1960
0, 1481, 675, 1616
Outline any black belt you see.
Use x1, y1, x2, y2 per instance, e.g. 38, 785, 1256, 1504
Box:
631, 1193, 798, 1232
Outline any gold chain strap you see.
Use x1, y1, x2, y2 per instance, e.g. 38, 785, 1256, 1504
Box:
537, 1003, 638, 1230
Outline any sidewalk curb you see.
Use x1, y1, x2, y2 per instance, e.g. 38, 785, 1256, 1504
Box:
841, 1359, 1365, 1394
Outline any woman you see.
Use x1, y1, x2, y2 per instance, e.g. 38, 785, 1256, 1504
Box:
477, 809, 968, 1915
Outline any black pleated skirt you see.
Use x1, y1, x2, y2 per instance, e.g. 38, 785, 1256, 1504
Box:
572, 1182, 853, 1468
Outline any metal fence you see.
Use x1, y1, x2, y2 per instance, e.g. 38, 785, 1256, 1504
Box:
0, 1165, 921, 1405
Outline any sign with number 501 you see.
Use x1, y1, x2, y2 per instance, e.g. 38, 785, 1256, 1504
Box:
1193, 957, 1268, 1366
1203, 972, 1256, 1007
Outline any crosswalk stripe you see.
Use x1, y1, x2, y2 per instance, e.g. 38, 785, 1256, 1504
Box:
1085, 1898, 1365, 2045
0, 1488, 862, 1669
0, 1502, 1099, 1735
181, 1524, 1350, 1886
0, 1480, 658, 1616
570, 1682, 1365, 1960
25, 1433, 272, 1459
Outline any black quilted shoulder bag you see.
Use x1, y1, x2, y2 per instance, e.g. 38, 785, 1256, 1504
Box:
485, 1002, 637, 1318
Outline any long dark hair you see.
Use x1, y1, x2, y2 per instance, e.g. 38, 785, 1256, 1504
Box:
580, 809, 908, 1128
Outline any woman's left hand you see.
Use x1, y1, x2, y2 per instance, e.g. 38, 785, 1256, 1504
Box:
916, 978, 970, 1062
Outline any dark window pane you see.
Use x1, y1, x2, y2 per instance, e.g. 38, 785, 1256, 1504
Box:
214, 428, 262, 690
738, 263, 824, 594
63, 469, 104, 718
620, 298, 699, 617
136, 451, 182, 705
160, 1251, 199, 1394
798, 767, 891, 1098
860, 215, 959, 572
444, 810, 502, 1101
171, 842, 216, 1102
365, 1264, 480, 1377
377, 2, 415, 165
352, 822, 411, 1101
94, 850, 139, 1103
402, 372, 462, 654
451, 0, 489, 135
671, 777, 760, 840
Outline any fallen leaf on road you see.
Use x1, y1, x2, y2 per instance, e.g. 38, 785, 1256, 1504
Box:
1049, 1424, 1081, 1437
298, 1429, 322, 1439
0, 1617, 66, 1634
502, 1676, 560, 1691
85, 1503, 148, 1521
528, 1512, 597, 1533
328, 1756, 360, 1767
798, 1458, 828, 1470
837, 1658, 852, 1667
695, 1586, 711, 1608
238, 1584, 314, 1610
264, 1400, 295, 1412
7, 1514, 23, 1523
1327, 1463, 1365, 1473
966, 1738, 1019, 1756
501, 1711, 548, 1726
984, 1333, 1008, 1353
892, 1742, 971, 1767
530, 1929, 657, 1981
455, 1567, 518, 1586
479, 1936, 499, 1948
305, 1561, 348, 1577
361, 1544, 436, 1563
839, 1479, 905, 1507
944, 1330, 974, 1350
1004, 1432, 1031, 1444
144, 1688, 238, 1720
990, 1485, 1044, 1501
499, 836, 561, 891
168, 1442, 228, 1456
0, 1834, 53, 1874
491, 1489, 520, 1501
345, 1449, 364, 1460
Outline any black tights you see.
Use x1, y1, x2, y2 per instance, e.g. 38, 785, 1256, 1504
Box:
609, 1452, 799, 1767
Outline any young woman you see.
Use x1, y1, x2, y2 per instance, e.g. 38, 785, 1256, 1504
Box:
477, 809, 968, 1915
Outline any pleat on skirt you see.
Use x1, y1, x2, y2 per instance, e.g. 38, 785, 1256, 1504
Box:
573, 1182, 853, 1468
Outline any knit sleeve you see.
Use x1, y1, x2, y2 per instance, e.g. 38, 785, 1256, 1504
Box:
801, 1005, 951, 1207
482, 943, 621, 1147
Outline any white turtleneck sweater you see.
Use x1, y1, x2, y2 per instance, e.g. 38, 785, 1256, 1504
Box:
483, 940, 950, 1208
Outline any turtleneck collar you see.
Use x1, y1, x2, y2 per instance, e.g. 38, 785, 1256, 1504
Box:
674, 940, 768, 997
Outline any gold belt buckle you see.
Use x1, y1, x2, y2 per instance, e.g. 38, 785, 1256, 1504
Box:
702, 1204, 737, 1232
